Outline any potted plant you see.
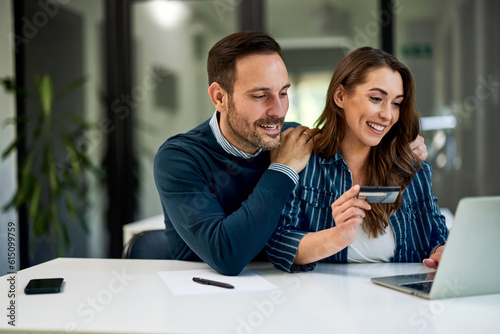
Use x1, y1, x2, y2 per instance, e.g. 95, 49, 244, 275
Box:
1, 73, 102, 256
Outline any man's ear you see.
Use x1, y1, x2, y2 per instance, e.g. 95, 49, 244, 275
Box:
333, 84, 346, 108
208, 82, 228, 113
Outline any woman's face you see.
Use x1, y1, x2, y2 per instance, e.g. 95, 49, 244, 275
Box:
336, 67, 403, 149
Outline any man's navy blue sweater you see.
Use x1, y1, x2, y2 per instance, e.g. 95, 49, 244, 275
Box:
154, 118, 296, 275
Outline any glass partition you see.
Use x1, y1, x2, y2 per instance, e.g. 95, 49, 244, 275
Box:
266, 0, 379, 127
15, 0, 106, 264
131, 1, 238, 219
395, 0, 500, 212
131, 0, 500, 222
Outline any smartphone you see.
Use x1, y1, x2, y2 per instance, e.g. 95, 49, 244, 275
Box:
357, 186, 401, 203
24, 278, 64, 294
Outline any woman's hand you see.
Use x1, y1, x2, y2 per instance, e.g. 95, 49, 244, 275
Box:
294, 185, 371, 265
410, 135, 428, 161
330, 185, 372, 248
423, 244, 445, 269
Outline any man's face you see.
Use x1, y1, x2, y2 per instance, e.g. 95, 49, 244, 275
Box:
219, 53, 290, 154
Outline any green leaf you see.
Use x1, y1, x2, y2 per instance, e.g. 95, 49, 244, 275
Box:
10, 181, 28, 209
67, 113, 95, 129
21, 155, 34, 184
1, 114, 32, 127
49, 161, 59, 195
32, 114, 45, 142
74, 150, 91, 167
90, 165, 105, 180
34, 73, 54, 117
1, 77, 28, 96
61, 223, 71, 253
1, 77, 16, 91
62, 173, 87, 203
63, 169, 79, 189
65, 195, 77, 219
28, 182, 41, 223
1, 135, 24, 159
51, 201, 59, 240
79, 215, 90, 234
55, 75, 88, 101
33, 211, 45, 237
60, 130, 82, 176
45, 146, 60, 196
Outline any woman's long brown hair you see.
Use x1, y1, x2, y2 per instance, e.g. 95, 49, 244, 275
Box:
314, 47, 421, 238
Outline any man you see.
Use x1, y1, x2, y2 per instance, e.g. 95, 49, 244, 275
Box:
154, 31, 428, 275
154, 31, 316, 276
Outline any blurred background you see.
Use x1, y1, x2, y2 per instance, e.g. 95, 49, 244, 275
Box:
1, 0, 499, 275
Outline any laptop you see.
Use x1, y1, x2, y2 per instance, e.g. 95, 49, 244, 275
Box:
371, 196, 500, 299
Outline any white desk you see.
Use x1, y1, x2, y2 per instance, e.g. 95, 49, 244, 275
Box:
1, 258, 499, 334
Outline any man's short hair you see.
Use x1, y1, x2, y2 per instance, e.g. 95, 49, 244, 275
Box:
207, 31, 282, 95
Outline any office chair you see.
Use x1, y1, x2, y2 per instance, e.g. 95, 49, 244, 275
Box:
122, 229, 172, 259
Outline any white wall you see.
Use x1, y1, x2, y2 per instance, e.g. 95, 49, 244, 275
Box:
0, 1, 18, 275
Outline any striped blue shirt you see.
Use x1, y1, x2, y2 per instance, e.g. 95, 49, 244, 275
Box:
266, 150, 449, 272
209, 111, 299, 184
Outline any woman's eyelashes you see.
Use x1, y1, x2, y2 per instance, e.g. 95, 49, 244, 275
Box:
392, 99, 403, 108
369, 96, 403, 108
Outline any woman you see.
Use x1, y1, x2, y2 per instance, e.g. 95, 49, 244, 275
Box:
266, 47, 448, 272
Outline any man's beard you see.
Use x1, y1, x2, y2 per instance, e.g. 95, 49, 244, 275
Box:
226, 98, 284, 151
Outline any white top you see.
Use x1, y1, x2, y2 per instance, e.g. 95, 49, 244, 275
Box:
347, 223, 395, 262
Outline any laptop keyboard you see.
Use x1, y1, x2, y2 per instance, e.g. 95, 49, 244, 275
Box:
400, 281, 434, 293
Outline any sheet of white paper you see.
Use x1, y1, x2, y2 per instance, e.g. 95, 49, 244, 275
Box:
157, 268, 277, 295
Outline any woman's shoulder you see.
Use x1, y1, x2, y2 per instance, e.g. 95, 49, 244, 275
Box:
415, 161, 434, 179
404, 161, 435, 201
300, 152, 342, 177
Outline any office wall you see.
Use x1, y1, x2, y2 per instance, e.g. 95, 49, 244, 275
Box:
0, 1, 18, 275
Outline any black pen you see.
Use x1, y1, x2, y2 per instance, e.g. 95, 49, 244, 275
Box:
192, 277, 235, 289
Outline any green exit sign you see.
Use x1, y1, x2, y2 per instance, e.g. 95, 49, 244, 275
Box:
401, 43, 433, 59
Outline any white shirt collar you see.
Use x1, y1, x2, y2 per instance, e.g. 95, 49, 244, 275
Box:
209, 111, 263, 159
